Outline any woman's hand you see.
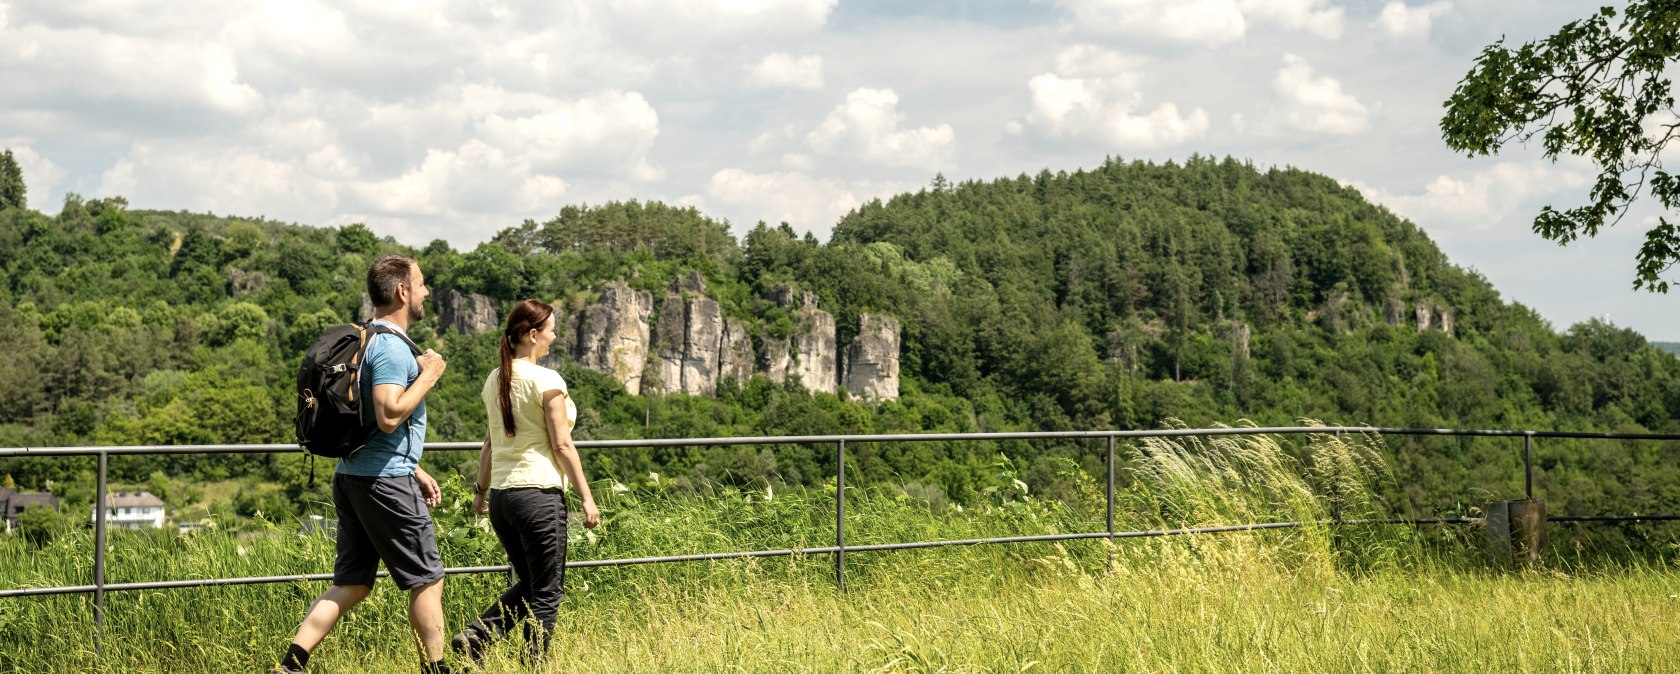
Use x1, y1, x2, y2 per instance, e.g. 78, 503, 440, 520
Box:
473, 490, 489, 515
581, 498, 601, 529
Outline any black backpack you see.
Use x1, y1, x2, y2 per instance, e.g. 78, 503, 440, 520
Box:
294, 322, 422, 468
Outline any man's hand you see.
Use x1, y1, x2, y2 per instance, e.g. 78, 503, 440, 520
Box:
581, 498, 601, 529
417, 349, 447, 381
414, 468, 441, 508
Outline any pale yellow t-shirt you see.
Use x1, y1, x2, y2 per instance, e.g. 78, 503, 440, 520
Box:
481, 360, 578, 490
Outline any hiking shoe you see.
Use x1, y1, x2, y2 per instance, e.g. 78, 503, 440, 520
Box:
450, 629, 487, 664
270, 664, 307, 674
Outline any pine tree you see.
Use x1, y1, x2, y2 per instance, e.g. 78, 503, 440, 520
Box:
0, 149, 25, 211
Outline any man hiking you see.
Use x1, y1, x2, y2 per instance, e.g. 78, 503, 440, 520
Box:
275, 254, 452, 674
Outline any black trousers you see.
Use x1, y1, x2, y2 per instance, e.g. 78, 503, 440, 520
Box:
465, 487, 569, 658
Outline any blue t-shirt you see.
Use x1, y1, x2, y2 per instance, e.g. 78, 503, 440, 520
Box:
337, 321, 426, 477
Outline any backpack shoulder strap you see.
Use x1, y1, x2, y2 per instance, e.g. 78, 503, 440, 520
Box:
367, 324, 424, 357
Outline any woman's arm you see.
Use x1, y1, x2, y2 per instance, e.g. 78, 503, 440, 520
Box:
543, 390, 599, 528
473, 431, 491, 515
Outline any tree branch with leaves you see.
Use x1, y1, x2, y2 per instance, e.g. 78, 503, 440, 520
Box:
1441, 1, 1680, 290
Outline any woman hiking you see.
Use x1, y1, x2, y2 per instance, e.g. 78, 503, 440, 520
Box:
452, 299, 600, 663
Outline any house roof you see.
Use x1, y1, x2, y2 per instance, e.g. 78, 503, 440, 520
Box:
0, 488, 61, 520
103, 490, 166, 509
8, 493, 59, 513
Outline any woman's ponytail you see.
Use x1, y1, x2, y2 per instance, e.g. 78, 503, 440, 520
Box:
496, 299, 556, 437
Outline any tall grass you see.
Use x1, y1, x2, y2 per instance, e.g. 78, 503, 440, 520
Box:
1, 427, 1675, 672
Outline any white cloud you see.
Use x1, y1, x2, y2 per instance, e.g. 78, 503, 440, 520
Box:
1, 28, 262, 115
781, 153, 814, 170
1017, 47, 1208, 148
96, 142, 339, 217
1273, 54, 1367, 134
3, 145, 66, 211
806, 88, 955, 169
746, 53, 824, 90
1237, 0, 1343, 39
1049, 0, 1246, 46
707, 168, 905, 236
1350, 161, 1594, 239
478, 89, 663, 180
592, 0, 837, 48
1052, 44, 1144, 79
352, 140, 567, 217
1375, 1, 1453, 40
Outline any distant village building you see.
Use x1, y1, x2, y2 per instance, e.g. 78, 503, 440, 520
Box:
0, 488, 61, 533
92, 490, 167, 529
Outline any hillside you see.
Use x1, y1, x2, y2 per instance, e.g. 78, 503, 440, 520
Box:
1, 156, 1678, 524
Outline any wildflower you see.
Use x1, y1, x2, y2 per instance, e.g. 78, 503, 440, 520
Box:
765, 484, 774, 502
649, 472, 660, 483
612, 482, 630, 494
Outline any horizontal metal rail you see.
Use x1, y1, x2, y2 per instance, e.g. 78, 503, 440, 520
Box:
7, 424, 1680, 457
0, 516, 1490, 598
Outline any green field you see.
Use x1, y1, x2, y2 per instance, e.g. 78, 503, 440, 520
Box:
3, 431, 1677, 673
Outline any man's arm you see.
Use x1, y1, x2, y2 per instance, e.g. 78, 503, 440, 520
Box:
370, 348, 446, 433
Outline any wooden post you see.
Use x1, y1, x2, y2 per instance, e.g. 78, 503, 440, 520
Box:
1484, 499, 1546, 566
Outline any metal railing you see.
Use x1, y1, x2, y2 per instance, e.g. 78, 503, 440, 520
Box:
4, 425, 1680, 647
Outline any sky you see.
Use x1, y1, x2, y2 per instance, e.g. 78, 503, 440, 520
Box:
3, 0, 1677, 338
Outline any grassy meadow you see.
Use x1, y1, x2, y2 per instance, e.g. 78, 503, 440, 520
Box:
3, 429, 1678, 673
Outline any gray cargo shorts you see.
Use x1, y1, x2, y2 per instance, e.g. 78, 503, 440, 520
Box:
331, 472, 445, 590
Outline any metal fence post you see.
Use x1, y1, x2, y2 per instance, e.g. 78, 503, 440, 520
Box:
94, 449, 108, 664
835, 439, 846, 591
1106, 436, 1115, 573
1524, 434, 1534, 500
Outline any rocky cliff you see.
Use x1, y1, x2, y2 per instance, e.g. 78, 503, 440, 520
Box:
757, 335, 792, 383
843, 314, 900, 400
570, 281, 654, 395
558, 274, 898, 399
649, 293, 726, 396
790, 297, 838, 394
719, 319, 754, 385
435, 289, 499, 335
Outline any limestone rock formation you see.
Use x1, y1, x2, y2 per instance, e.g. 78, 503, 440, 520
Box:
757, 335, 792, 383
790, 299, 837, 394
1217, 320, 1252, 360
767, 284, 796, 308
572, 281, 654, 395
719, 319, 754, 385
1413, 301, 1456, 337
359, 294, 375, 321
435, 289, 499, 335
647, 272, 736, 396
843, 314, 900, 400
228, 269, 270, 297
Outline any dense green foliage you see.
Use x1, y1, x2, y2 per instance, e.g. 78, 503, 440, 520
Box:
1441, 1, 1680, 290
2, 157, 1679, 533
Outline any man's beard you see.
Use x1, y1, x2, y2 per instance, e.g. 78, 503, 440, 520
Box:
408, 300, 425, 322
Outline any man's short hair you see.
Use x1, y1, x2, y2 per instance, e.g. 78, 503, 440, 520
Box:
367, 255, 417, 309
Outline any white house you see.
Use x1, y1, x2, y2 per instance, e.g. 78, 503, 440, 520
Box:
91, 490, 167, 529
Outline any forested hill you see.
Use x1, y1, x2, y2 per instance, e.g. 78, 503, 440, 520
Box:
2, 156, 1678, 517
